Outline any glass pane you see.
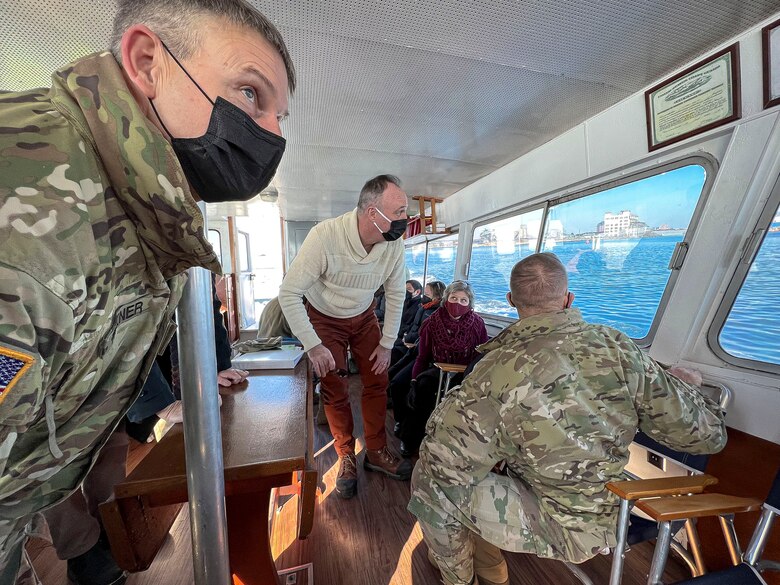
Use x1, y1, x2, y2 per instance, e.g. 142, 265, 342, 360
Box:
238, 232, 250, 272
719, 206, 780, 365
425, 234, 459, 285
236, 202, 284, 326
470, 208, 545, 316
541, 165, 706, 338
207, 229, 222, 266
405, 242, 427, 283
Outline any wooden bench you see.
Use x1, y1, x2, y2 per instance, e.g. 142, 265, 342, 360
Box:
100, 359, 317, 585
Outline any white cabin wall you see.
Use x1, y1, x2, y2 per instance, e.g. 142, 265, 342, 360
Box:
439, 17, 780, 443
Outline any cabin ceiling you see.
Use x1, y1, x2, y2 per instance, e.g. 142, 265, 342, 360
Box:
2, 1, 780, 221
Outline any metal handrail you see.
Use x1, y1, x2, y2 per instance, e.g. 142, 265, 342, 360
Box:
177, 202, 231, 585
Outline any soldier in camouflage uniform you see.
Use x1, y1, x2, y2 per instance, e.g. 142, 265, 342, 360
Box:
0, 1, 295, 583
408, 253, 727, 585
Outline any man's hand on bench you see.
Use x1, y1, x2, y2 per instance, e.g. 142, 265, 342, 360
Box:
219, 368, 250, 387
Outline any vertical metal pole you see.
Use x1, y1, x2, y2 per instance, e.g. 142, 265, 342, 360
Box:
684, 518, 706, 575
609, 498, 632, 585
178, 202, 231, 585
436, 368, 445, 404
647, 522, 673, 585
718, 514, 743, 566
744, 508, 773, 565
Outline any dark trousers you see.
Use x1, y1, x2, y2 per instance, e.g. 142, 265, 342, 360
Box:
43, 424, 129, 560
389, 361, 415, 425
390, 338, 408, 366
399, 367, 463, 451
307, 304, 388, 457
389, 344, 418, 381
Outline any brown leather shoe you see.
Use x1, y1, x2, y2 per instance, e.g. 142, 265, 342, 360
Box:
363, 446, 412, 480
335, 454, 357, 499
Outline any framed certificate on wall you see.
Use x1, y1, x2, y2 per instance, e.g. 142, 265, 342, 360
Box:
763, 17, 780, 109
645, 44, 741, 151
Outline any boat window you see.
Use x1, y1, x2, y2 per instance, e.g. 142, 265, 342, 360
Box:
540, 165, 708, 341
469, 208, 545, 316
711, 192, 780, 370
425, 234, 459, 285
404, 241, 427, 283
235, 202, 285, 325
208, 229, 222, 266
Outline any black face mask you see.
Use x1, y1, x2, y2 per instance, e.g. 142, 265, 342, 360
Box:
421, 295, 432, 303
150, 43, 286, 203
374, 208, 408, 242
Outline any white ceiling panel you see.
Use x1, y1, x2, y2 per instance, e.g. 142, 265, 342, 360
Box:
2, 0, 780, 221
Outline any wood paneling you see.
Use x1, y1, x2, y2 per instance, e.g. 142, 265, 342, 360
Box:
698, 427, 780, 585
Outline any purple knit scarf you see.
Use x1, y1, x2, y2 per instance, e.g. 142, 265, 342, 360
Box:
427, 307, 481, 365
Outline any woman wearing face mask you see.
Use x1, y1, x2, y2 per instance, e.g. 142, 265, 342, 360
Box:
388, 280, 445, 416
390, 280, 445, 367
397, 280, 488, 457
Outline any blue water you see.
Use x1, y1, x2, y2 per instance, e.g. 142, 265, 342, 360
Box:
720, 231, 780, 365
416, 234, 780, 366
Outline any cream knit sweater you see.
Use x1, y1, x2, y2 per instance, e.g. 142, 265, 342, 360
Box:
279, 209, 406, 351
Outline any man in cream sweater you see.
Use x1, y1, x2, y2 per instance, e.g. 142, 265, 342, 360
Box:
279, 175, 413, 498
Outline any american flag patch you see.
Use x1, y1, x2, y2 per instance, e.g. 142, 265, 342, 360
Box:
0, 346, 34, 402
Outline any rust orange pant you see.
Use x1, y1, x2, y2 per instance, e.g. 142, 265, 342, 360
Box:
307, 304, 388, 456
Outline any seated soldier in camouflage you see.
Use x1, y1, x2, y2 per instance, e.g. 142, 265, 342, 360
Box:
408, 252, 727, 585
0, 1, 294, 583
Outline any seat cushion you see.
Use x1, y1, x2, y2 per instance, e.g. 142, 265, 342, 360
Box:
674, 563, 765, 585
627, 515, 659, 545
626, 515, 688, 546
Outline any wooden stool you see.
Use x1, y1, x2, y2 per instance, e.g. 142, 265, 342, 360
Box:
433, 362, 467, 403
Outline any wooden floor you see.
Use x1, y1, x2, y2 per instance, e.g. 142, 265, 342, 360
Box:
28, 374, 690, 585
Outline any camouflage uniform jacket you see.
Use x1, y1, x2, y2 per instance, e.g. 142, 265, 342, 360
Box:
408, 308, 727, 563
0, 52, 219, 557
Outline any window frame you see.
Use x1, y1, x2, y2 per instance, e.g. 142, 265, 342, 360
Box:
467, 204, 548, 327
466, 155, 718, 344
707, 173, 780, 375
237, 230, 252, 272
403, 231, 459, 285
207, 228, 223, 266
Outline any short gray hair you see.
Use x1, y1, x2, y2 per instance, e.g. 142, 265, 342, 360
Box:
443, 280, 475, 308
111, 0, 296, 93
357, 174, 401, 211
509, 252, 568, 310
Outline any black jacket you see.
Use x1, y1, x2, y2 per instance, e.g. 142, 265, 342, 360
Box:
403, 302, 440, 345
126, 281, 231, 426
399, 294, 422, 336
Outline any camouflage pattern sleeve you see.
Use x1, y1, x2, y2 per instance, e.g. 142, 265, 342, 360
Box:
0, 264, 73, 475
420, 353, 517, 495
629, 341, 726, 454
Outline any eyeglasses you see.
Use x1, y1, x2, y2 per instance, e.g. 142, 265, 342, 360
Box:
452, 279, 471, 286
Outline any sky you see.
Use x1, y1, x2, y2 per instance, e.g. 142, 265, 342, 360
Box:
548, 165, 707, 234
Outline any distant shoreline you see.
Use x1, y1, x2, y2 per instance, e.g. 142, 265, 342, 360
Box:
471, 232, 687, 247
